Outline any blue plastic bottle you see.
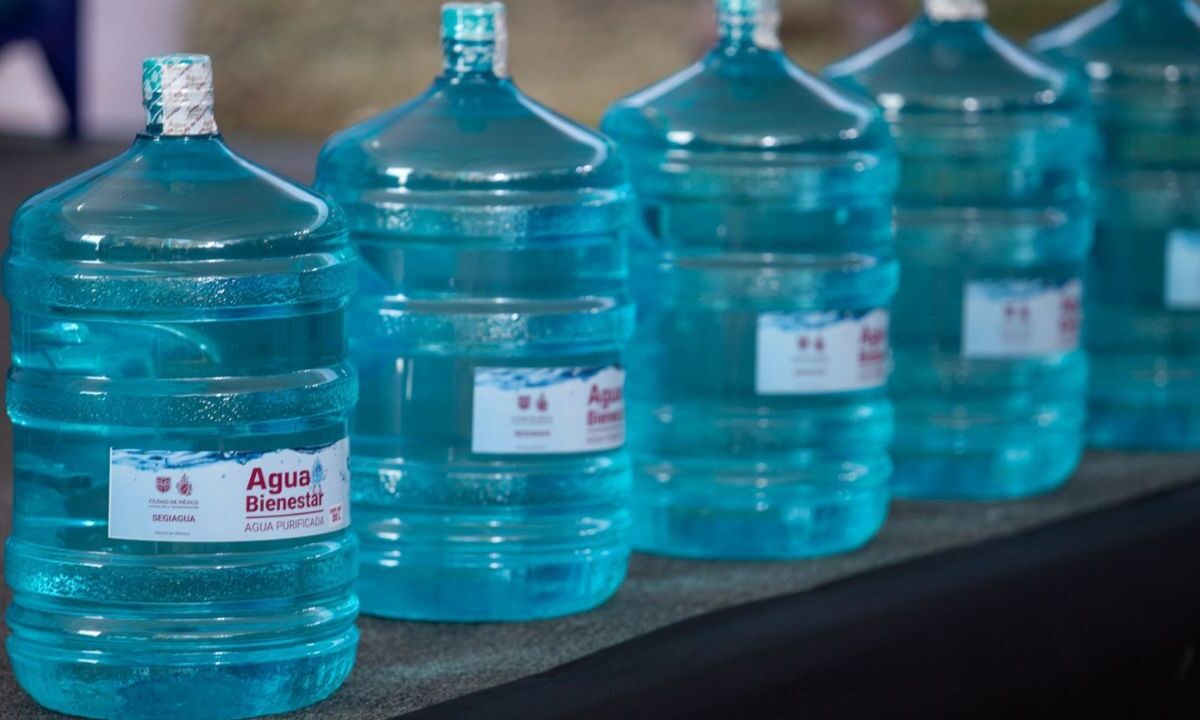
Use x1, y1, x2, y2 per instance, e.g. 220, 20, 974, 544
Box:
4, 56, 359, 719
602, 0, 898, 559
826, 0, 1095, 499
1033, 0, 1200, 449
316, 3, 633, 620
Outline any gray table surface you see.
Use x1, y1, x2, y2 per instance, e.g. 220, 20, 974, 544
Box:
1, 137, 1198, 719
3, 452, 1199, 719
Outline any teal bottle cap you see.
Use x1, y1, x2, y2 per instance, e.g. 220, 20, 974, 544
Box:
716, 0, 778, 17
715, 0, 781, 50
442, 2, 504, 41
441, 2, 508, 77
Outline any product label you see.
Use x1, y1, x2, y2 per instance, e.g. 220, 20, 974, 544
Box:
108, 438, 350, 543
471, 366, 626, 455
755, 309, 890, 395
1166, 230, 1200, 309
962, 278, 1082, 359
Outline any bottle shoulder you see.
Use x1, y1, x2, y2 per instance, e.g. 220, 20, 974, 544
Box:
601, 50, 893, 155
1031, 1, 1200, 82
826, 19, 1089, 115
11, 136, 347, 259
315, 78, 627, 196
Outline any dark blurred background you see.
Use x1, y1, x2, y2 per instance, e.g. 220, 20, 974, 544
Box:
0, 0, 1093, 142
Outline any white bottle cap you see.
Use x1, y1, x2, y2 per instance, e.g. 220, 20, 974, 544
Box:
142, 54, 218, 136
924, 0, 988, 22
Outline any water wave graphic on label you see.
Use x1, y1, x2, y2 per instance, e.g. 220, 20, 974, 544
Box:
110, 444, 339, 471
474, 366, 613, 391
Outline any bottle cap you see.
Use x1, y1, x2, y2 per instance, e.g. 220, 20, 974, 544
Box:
442, 2, 508, 77
142, 54, 217, 136
924, 0, 989, 22
716, 0, 782, 51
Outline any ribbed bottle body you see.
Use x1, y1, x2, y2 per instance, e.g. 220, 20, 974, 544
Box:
828, 14, 1096, 499
620, 145, 897, 558
335, 179, 633, 620
605, 17, 899, 558
886, 114, 1093, 498
1035, 0, 1200, 449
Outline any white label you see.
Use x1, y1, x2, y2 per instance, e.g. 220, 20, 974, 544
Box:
1166, 230, 1200, 309
108, 438, 350, 543
755, 309, 891, 395
471, 366, 626, 455
962, 278, 1082, 358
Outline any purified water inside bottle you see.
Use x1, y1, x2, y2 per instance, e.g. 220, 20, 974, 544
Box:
5, 55, 359, 719
603, 0, 899, 558
317, 2, 634, 620
826, 0, 1096, 499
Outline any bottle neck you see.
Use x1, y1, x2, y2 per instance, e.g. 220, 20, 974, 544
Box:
923, 0, 988, 23
442, 2, 508, 80
142, 54, 218, 137
715, 0, 781, 52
